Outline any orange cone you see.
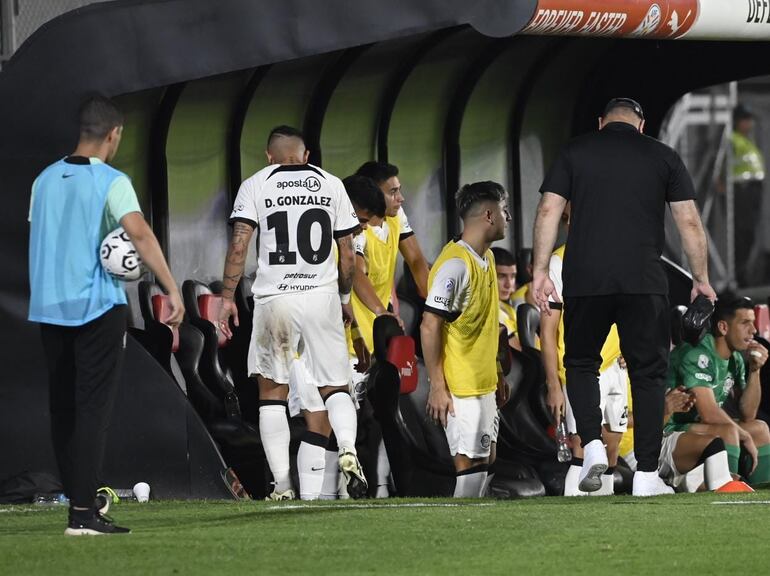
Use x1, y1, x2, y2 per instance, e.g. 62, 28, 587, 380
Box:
715, 480, 755, 493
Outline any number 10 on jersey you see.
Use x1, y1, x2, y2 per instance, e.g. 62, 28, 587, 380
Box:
267, 209, 333, 265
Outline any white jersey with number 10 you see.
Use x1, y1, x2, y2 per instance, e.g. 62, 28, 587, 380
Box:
230, 163, 359, 301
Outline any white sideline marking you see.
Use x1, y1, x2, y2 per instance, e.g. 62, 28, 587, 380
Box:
0, 507, 56, 513
265, 502, 496, 511
712, 500, 770, 505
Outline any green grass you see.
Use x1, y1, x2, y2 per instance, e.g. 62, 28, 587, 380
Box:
1, 492, 768, 575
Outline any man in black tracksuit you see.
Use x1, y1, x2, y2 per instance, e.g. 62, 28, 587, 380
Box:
531, 98, 716, 497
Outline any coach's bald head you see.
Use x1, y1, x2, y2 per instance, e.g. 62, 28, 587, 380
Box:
266, 125, 309, 165
599, 97, 645, 133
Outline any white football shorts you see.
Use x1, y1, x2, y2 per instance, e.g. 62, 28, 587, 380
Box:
445, 392, 498, 459
248, 291, 351, 416
565, 360, 629, 434
658, 431, 705, 492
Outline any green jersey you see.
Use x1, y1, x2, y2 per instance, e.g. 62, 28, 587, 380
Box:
665, 334, 746, 432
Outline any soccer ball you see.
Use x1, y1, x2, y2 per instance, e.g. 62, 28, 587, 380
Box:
100, 227, 143, 281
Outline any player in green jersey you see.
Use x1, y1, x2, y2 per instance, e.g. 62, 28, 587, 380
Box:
667, 296, 770, 486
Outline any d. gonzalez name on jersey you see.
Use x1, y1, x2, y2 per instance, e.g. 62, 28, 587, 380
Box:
264, 194, 332, 208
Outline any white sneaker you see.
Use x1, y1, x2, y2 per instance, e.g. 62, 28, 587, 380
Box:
632, 471, 674, 497
578, 439, 608, 493
265, 489, 295, 501
589, 472, 615, 497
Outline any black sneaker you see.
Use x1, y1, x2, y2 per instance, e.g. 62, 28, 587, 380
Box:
65, 512, 131, 536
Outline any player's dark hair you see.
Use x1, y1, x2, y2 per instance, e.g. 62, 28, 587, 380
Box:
343, 175, 386, 218
491, 247, 516, 267
78, 94, 123, 141
455, 181, 506, 220
355, 161, 399, 185
710, 294, 754, 335
267, 125, 305, 147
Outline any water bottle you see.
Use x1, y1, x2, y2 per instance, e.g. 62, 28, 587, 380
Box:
34, 492, 69, 506
556, 420, 572, 463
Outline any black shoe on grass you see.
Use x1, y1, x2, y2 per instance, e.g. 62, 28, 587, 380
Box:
65, 513, 130, 536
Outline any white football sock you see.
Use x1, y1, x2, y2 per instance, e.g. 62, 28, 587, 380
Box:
297, 432, 328, 500
320, 442, 339, 500
376, 439, 391, 498
454, 467, 488, 498
564, 463, 588, 496
325, 391, 358, 452
259, 404, 292, 493
704, 451, 733, 490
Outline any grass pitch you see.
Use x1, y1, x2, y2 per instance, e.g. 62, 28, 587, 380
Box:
1, 492, 768, 575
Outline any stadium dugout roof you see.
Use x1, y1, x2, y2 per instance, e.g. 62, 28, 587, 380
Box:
2, 0, 770, 157
0, 0, 539, 157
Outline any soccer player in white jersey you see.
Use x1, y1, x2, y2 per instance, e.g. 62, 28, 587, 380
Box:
218, 126, 367, 500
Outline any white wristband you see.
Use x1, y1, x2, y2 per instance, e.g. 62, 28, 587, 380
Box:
340, 292, 351, 305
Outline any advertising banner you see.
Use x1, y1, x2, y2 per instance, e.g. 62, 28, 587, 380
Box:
522, 0, 770, 41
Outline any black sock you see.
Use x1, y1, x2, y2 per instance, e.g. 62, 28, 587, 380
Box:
696, 437, 726, 466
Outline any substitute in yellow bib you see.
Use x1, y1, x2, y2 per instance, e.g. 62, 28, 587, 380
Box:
491, 246, 521, 351
351, 162, 430, 353
341, 170, 428, 499
422, 181, 511, 498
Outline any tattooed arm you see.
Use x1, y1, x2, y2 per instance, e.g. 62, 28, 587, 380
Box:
218, 221, 255, 339
337, 233, 356, 325
337, 233, 355, 296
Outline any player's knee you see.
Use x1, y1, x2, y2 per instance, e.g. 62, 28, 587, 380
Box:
716, 424, 740, 446
454, 453, 489, 473
321, 387, 350, 403
258, 381, 289, 401
304, 411, 331, 436
748, 419, 770, 444
300, 429, 329, 447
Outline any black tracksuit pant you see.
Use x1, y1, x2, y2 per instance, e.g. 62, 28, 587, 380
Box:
563, 294, 669, 472
40, 305, 127, 509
